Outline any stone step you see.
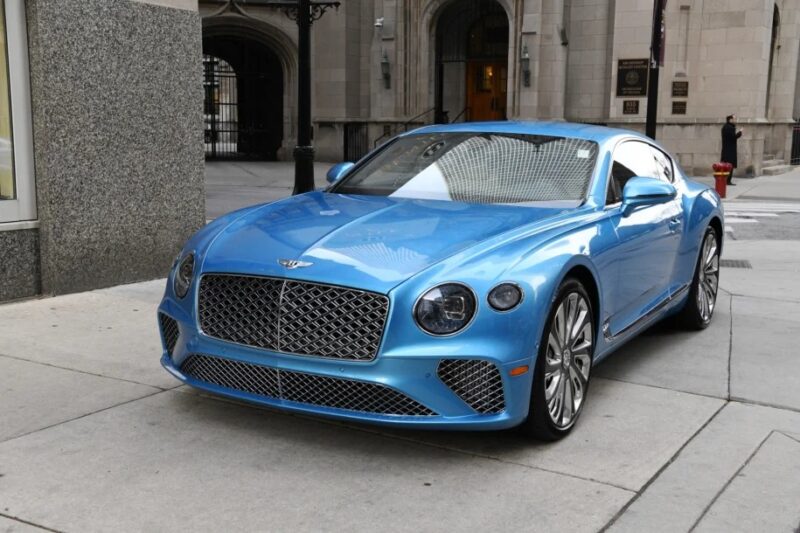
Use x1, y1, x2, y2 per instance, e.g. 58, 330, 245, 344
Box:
762, 159, 784, 167
762, 164, 793, 176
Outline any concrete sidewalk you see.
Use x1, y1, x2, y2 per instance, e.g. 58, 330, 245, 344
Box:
0, 242, 798, 532
693, 164, 800, 202
1, 166, 799, 532
206, 161, 332, 219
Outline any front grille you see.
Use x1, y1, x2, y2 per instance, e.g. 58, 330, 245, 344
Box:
159, 313, 180, 356
199, 274, 389, 361
437, 359, 506, 414
181, 354, 436, 416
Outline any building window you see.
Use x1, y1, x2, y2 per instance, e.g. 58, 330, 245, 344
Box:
0, 0, 35, 225
0, 1, 15, 202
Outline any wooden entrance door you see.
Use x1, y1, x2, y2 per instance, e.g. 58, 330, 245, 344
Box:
466, 61, 507, 121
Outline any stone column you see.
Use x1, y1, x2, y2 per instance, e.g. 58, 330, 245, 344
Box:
26, 0, 206, 295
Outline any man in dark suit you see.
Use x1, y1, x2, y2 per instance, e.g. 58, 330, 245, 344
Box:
721, 114, 743, 186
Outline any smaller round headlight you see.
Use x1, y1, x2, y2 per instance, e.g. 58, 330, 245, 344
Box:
173, 252, 195, 299
488, 283, 523, 312
414, 283, 476, 335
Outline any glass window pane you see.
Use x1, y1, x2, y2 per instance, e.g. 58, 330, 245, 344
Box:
609, 141, 657, 203
613, 141, 657, 179
0, 0, 15, 201
334, 132, 598, 205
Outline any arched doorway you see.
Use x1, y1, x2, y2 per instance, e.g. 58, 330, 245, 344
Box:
434, 0, 509, 123
203, 35, 283, 160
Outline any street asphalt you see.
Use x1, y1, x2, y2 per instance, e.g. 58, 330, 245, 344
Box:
0, 164, 799, 532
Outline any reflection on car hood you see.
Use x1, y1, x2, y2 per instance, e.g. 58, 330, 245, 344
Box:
203, 192, 568, 293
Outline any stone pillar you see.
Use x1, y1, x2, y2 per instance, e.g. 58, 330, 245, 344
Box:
535, 0, 568, 119
25, 0, 206, 296
564, 0, 614, 122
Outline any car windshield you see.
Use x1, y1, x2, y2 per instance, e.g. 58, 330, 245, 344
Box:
332, 132, 599, 205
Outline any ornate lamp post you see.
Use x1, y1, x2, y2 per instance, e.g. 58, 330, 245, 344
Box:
208, 0, 341, 194
645, 0, 666, 140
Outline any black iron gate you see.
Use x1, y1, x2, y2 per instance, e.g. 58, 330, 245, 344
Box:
343, 122, 369, 161
791, 120, 800, 165
202, 34, 284, 161
204, 56, 240, 159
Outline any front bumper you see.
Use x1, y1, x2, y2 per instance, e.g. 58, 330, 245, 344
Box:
159, 305, 533, 431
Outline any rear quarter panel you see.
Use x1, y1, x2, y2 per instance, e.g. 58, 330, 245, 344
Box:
673, 173, 724, 290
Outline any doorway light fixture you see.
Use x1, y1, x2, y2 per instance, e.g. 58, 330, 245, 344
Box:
520, 44, 531, 87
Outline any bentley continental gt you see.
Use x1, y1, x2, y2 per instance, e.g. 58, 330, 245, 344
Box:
158, 122, 723, 440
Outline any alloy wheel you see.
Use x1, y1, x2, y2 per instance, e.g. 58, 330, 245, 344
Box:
696, 232, 720, 322
544, 292, 593, 429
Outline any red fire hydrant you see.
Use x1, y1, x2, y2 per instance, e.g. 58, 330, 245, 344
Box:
712, 162, 732, 199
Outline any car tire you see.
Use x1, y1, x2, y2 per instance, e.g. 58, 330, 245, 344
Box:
520, 278, 594, 441
677, 226, 720, 330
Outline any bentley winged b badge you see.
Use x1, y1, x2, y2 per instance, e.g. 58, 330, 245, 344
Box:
278, 259, 313, 269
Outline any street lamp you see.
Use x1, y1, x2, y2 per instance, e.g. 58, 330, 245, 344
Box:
520, 44, 531, 88
207, 0, 341, 194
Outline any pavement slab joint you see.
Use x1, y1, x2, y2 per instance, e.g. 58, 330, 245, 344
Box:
0, 513, 62, 533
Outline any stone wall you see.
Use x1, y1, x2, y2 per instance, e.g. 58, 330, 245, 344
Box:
0, 228, 40, 301
26, 0, 206, 296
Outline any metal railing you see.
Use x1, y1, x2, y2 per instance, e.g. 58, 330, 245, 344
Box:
373, 108, 438, 149
450, 106, 470, 123
344, 122, 369, 161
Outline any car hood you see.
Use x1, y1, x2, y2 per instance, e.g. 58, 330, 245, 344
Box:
202, 192, 569, 293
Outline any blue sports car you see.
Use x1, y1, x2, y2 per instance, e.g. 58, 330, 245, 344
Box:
159, 121, 723, 440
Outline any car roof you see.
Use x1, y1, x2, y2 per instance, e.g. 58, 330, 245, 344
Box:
404, 120, 647, 145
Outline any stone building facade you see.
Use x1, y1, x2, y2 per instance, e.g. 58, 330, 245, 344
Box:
0, 0, 205, 302
199, 0, 800, 175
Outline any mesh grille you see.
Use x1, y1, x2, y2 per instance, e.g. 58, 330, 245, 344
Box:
437, 359, 506, 414
181, 354, 436, 416
198, 275, 389, 361
159, 313, 180, 357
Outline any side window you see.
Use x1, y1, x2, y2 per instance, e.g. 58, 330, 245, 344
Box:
651, 147, 674, 182
607, 141, 657, 205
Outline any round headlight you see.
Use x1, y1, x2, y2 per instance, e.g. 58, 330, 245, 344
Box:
173, 252, 195, 299
488, 283, 523, 312
414, 283, 476, 335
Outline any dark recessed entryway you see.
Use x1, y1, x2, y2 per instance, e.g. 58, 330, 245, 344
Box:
435, 0, 509, 123
203, 35, 283, 161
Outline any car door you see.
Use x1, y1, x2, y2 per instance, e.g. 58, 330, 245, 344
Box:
649, 144, 686, 294
604, 140, 683, 337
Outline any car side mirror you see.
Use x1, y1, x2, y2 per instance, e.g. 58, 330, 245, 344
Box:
621, 176, 676, 217
326, 162, 355, 184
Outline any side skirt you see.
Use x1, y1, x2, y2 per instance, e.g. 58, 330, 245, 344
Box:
596, 283, 691, 359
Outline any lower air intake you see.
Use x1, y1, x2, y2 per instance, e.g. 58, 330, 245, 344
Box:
181, 354, 437, 417
159, 313, 180, 357
437, 359, 506, 414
